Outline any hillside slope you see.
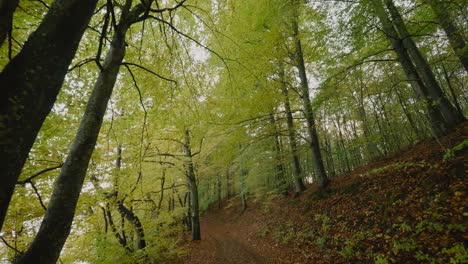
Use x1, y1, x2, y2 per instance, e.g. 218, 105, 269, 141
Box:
179, 122, 467, 264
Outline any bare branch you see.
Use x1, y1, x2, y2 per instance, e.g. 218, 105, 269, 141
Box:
17, 164, 62, 185
0, 236, 22, 254
122, 62, 176, 83
29, 181, 47, 211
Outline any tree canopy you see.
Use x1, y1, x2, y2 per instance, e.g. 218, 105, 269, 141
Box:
0, 0, 466, 263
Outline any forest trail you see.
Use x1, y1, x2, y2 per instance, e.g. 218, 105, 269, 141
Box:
177, 123, 467, 264
179, 207, 295, 264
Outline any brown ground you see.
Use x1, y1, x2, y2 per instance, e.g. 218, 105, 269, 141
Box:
176, 122, 467, 264
178, 203, 298, 264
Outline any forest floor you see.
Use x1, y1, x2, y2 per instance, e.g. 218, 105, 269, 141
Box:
176, 122, 467, 264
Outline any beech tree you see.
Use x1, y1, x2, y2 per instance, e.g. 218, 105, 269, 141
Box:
16, 1, 185, 262
424, 0, 468, 72
0, 0, 98, 231
369, 0, 464, 136
0, 0, 465, 262
0, 0, 18, 46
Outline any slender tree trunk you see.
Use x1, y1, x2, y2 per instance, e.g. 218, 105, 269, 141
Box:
101, 207, 108, 234
217, 174, 222, 209
270, 112, 288, 194
371, 0, 458, 136
185, 192, 192, 230
394, 85, 424, 139
184, 130, 201, 240
385, 0, 464, 131
117, 203, 146, 250
237, 144, 248, 211
114, 146, 146, 251
16, 3, 147, 262
0, 0, 98, 231
440, 63, 464, 116
371, 99, 389, 155
424, 0, 468, 72
292, 16, 328, 189
280, 71, 306, 193
157, 169, 166, 211
226, 168, 231, 199
352, 86, 379, 160
106, 206, 132, 252
323, 131, 335, 178
334, 116, 351, 173
0, 0, 18, 47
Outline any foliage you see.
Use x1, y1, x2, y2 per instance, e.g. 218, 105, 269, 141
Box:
443, 139, 468, 160
0, 0, 466, 262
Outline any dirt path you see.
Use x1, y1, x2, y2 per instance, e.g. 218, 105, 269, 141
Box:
203, 219, 266, 264
179, 208, 296, 264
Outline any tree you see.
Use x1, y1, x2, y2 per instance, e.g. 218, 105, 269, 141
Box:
370, 0, 464, 136
184, 130, 201, 240
424, 0, 468, 72
0, 0, 98, 231
0, 0, 18, 47
291, 1, 328, 189
15, 1, 155, 262
280, 69, 306, 193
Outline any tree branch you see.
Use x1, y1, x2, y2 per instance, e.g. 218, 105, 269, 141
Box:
16, 164, 62, 185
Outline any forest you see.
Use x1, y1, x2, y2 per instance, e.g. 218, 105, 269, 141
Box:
0, 0, 466, 263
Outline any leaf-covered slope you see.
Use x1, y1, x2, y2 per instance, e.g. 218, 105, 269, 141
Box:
183, 122, 467, 264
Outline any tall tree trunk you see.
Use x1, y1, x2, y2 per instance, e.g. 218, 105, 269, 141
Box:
238, 144, 248, 211
226, 168, 231, 199
217, 174, 222, 209
322, 131, 335, 178
351, 83, 379, 160
0, 0, 98, 231
184, 130, 201, 240
333, 116, 351, 173
394, 85, 424, 139
269, 112, 288, 194
16, 3, 146, 262
385, 0, 464, 131
280, 71, 306, 193
0, 0, 18, 47
440, 63, 464, 116
371, 0, 457, 136
157, 169, 166, 211
292, 16, 328, 189
424, 0, 468, 72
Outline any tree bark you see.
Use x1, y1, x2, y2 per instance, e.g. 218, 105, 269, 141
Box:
371, 0, 459, 136
425, 0, 468, 72
238, 144, 248, 211
323, 133, 335, 178
440, 63, 464, 117
334, 115, 351, 173
226, 168, 232, 198
394, 85, 425, 139
15, 2, 146, 262
269, 112, 288, 194
0, 0, 98, 231
292, 16, 328, 189
0, 0, 18, 47
384, 0, 464, 131
280, 70, 306, 193
217, 174, 222, 209
184, 130, 201, 240
351, 82, 379, 160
